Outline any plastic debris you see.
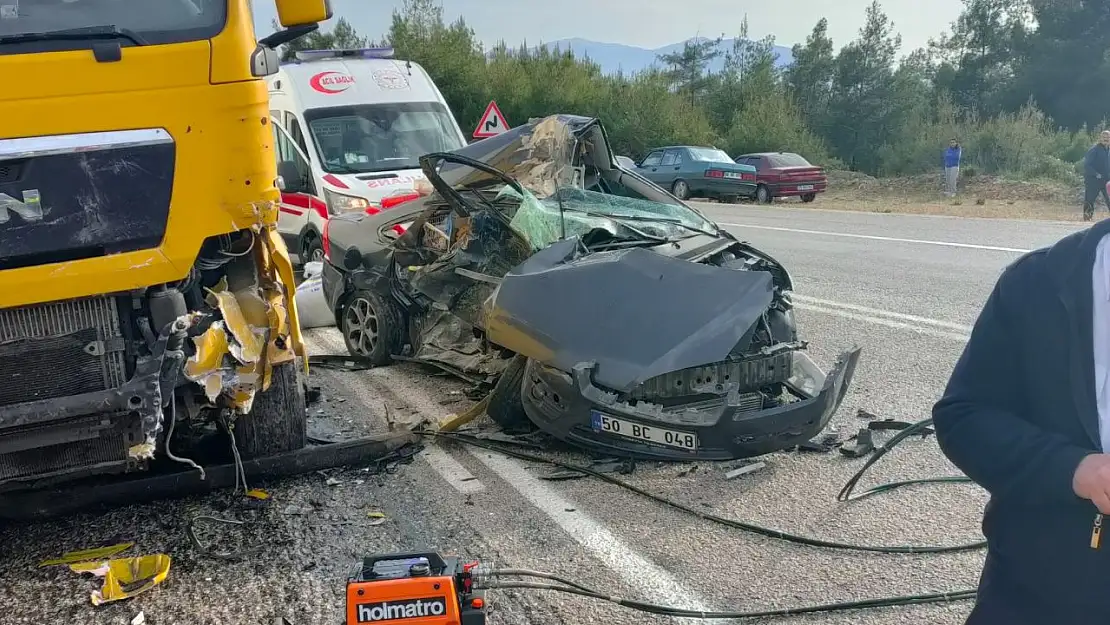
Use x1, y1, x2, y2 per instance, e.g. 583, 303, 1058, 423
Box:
246, 488, 270, 500
366, 511, 386, 526
39, 542, 134, 567
70, 554, 172, 606
132, 611, 146, 625
326, 477, 342, 486
725, 461, 766, 480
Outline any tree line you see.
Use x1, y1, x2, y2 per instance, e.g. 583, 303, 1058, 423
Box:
279, 0, 1108, 181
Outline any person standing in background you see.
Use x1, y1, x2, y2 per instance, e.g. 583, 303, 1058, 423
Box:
943, 139, 962, 197
1083, 131, 1110, 221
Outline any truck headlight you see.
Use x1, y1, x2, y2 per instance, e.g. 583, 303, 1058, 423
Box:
324, 188, 370, 215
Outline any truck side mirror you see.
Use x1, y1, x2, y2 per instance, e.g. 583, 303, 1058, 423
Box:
275, 0, 333, 27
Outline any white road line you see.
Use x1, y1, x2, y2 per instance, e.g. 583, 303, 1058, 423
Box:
473, 451, 713, 621
791, 294, 973, 333
720, 222, 1032, 253
794, 302, 971, 342
301, 330, 486, 494
420, 445, 486, 494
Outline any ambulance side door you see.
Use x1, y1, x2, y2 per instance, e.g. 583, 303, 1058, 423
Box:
273, 122, 324, 256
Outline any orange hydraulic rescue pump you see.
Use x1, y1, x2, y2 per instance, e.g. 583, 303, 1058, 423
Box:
346, 552, 486, 625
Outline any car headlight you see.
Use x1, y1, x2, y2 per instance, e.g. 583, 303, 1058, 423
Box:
324, 188, 371, 215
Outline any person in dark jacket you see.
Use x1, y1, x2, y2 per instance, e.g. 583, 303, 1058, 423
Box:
1082, 130, 1110, 221
933, 218, 1110, 624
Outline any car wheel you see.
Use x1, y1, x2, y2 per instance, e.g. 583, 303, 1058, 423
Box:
672, 179, 689, 200
801, 193, 817, 203
233, 360, 307, 459
341, 289, 404, 366
303, 237, 324, 264
487, 354, 534, 432
756, 185, 772, 204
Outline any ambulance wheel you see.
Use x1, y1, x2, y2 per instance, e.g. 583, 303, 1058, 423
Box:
302, 237, 324, 264
234, 361, 307, 459
487, 354, 533, 432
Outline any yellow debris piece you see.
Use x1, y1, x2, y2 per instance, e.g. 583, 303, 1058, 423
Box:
39, 543, 134, 567
436, 396, 491, 432
246, 489, 270, 500
70, 554, 172, 606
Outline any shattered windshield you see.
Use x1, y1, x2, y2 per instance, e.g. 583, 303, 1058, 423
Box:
0, 0, 226, 46
305, 102, 464, 175
502, 186, 716, 250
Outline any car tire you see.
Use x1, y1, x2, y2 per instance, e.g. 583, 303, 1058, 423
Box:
487, 354, 533, 432
801, 193, 817, 203
302, 236, 324, 264
672, 179, 689, 200
233, 360, 307, 460
341, 289, 405, 367
756, 185, 772, 204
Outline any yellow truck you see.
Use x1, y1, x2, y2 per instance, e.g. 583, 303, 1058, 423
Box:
0, 0, 331, 492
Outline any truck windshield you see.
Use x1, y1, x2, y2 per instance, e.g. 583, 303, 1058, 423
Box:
304, 102, 465, 174
0, 0, 226, 47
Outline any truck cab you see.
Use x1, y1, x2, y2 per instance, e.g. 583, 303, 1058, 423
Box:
268, 48, 468, 263
0, 0, 331, 493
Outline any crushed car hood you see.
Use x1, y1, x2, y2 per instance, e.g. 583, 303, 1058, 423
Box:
484, 238, 775, 393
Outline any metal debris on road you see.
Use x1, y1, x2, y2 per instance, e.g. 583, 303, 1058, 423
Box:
724, 460, 766, 480
246, 488, 270, 500
69, 554, 171, 606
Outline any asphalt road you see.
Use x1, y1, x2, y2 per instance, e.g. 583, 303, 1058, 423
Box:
0, 203, 1089, 625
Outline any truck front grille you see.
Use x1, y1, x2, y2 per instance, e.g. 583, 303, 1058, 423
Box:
0, 296, 128, 407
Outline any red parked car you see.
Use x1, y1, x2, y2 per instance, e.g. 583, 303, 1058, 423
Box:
734, 152, 827, 204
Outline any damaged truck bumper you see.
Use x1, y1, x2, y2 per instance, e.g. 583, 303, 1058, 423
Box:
520, 348, 861, 461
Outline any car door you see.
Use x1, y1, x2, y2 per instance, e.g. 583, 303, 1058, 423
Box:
656, 149, 683, 188
636, 150, 665, 184
273, 123, 323, 254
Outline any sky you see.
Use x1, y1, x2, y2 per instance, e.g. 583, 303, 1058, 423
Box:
253, 0, 966, 54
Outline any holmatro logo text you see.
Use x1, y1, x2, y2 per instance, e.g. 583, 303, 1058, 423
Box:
357, 597, 448, 622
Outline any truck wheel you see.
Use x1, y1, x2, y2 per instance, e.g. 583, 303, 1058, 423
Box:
341, 289, 404, 366
801, 193, 816, 203
756, 185, 772, 204
234, 361, 307, 459
487, 354, 533, 431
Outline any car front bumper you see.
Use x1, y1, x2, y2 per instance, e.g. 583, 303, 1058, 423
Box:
520, 348, 861, 461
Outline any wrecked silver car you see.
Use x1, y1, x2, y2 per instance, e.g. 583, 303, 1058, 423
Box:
321, 115, 860, 460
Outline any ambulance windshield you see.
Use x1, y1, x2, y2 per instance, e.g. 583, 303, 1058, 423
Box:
305, 102, 464, 175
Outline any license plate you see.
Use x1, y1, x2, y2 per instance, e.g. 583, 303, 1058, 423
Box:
797, 184, 814, 191
590, 412, 698, 451
724, 171, 743, 179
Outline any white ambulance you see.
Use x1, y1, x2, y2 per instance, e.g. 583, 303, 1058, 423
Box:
267, 47, 468, 262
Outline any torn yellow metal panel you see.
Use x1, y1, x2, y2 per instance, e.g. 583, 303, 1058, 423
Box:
70, 554, 171, 606
184, 321, 233, 403
261, 228, 306, 364
211, 288, 265, 364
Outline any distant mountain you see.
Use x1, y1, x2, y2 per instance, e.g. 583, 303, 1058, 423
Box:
538, 37, 795, 76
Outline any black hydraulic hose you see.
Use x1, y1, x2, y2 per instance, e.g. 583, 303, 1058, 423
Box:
426, 429, 986, 554
837, 417, 974, 502
479, 579, 976, 619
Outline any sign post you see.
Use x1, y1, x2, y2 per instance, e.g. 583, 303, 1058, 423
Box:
473, 101, 509, 139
